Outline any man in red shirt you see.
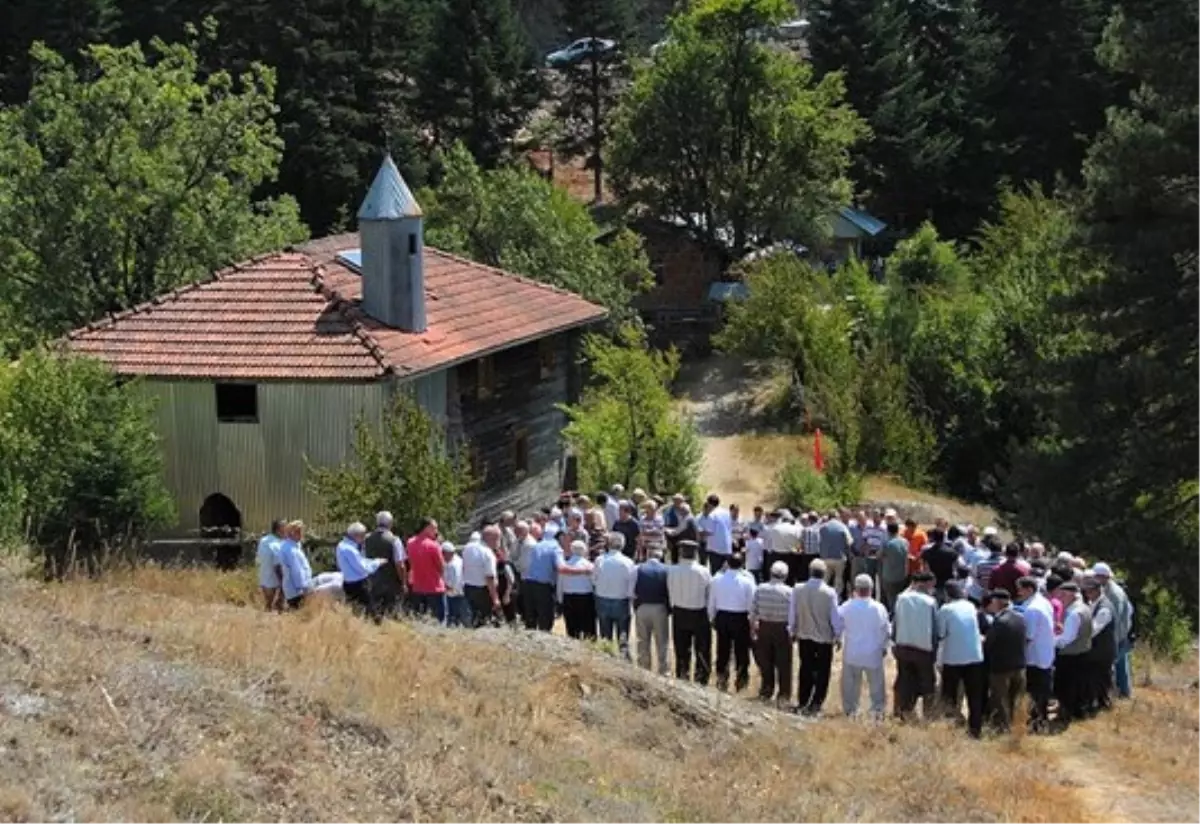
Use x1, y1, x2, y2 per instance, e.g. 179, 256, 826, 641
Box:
988, 543, 1028, 598
407, 518, 447, 623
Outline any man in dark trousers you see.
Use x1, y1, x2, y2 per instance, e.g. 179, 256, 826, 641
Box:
364, 511, 406, 619
983, 589, 1027, 732
709, 553, 755, 691
1082, 575, 1116, 716
1053, 582, 1093, 728
891, 572, 938, 720
790, 558, 842, 716
666, 540, 713, 685
751, 561, 795, 705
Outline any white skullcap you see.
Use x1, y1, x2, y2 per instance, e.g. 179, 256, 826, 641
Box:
376, 511, 393, 527
884, 508, 898, 518
440, 541, 456, 553
1056, 551, 1074, 562
983, 526, 998, 537
611, 484, 625, 494
854, 574, 874, 590
347, 522, 367, 536
1092, 562, 1113, 578
770, 561, 789, 579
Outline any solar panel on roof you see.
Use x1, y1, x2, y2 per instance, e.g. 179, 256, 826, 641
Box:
335, 249, 363, 272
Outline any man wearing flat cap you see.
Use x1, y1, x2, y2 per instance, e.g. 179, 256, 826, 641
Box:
1053, 581, 1092, 727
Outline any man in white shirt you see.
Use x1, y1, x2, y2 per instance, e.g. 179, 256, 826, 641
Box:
462, 525, 501, 627
558, 540, 597, 639
708, 554, 756, 692
442, 542, 470, 627
1014, 576, 1055, 731
593, 532, 637, 659
667, 540, 713, 685
744, 527, 767, 582
697, 494, 734, 575
256, 519, 286, 611
838, 574, 890, 718
277, 521, 313, 610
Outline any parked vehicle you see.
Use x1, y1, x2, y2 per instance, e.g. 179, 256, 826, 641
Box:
545, 37, 617, 68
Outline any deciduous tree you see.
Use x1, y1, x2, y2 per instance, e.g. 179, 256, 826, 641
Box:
609, 0, 866, 256
419, 143, 652, 324
0, 37, 306, 352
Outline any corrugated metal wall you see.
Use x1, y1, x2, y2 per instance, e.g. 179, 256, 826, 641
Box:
140, 380, 388, 536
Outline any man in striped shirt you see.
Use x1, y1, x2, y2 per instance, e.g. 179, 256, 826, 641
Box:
751, 561, 794, 705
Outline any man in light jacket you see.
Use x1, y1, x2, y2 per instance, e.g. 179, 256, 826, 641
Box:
790, 558, 843, 716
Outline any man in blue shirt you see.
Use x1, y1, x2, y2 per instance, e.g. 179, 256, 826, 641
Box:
937, 580, 987, 737
336, 522, 384, 621
278, 521, 313, 610
522, 530, 564, 632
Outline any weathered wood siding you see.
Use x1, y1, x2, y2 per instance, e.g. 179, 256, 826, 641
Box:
138, 380, 387, 535
454, 334, 571, 522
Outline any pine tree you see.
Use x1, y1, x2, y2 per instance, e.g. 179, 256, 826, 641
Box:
553, 0, 635, 202
415, 0, 543, 169
807, 0, 952, 230
1004, 0, 1199, 606
982, 0, 1122, 193
0, 0, 119, 104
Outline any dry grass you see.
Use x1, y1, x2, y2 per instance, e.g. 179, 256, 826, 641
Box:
4, 561, 1193, 823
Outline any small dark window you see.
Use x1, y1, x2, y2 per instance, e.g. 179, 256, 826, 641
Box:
408, 233, 418, 256
538, 338, 557, 380
215, 383, 258, 423
651, 262, 666, 287
477, 356, 496, 400
513, 429, 530, 477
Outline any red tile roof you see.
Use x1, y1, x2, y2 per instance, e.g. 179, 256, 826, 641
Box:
66, 235, 607, 381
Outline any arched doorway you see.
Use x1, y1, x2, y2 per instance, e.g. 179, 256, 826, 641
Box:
199, 493, 242, 570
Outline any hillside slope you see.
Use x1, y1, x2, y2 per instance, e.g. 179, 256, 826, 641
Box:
0, 566, 1196, 822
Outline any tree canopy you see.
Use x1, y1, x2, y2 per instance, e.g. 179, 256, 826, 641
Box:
0, 37, 306, 353
420, 143, 652, 324
610, 0, 867, 256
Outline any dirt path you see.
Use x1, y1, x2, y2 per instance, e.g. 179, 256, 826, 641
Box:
1036, 732, 1198, 823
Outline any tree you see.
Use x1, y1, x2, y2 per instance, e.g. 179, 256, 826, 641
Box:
0, 0, 118, 104
552, 0, 635, 202
981, 0, 1122, 194
419, 143, 652, 323
715, 253, 933, 486
609, 0, 866, 256
560, 326, 703, 499
807, 0, 953, 230
808, 0, 1005, 236
206, 0, 434, 235
415, 0, 544, 169
0, 350, 174, 577
308, 391, 475, 538
1002, 0, 1199, 608
0, 38, 306, 352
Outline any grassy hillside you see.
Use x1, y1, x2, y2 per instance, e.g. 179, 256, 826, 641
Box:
0, 561, 1195, 822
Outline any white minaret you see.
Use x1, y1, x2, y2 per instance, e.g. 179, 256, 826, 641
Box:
357, 154, 426, 332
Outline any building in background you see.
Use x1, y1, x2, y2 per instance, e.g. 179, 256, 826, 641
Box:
66, 156, 607, 542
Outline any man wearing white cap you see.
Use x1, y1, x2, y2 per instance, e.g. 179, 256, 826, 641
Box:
838, 574, 890, 717
751, 561, 795, 704
1092, 562, 1134, 699
336, 522, 385, 620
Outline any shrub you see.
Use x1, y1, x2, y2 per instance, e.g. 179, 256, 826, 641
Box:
561, 326, 704, 499
307, 390, 474, 538
0, 349, 174, 576
1139, 579, 1193, 665
774, 460, 862, 514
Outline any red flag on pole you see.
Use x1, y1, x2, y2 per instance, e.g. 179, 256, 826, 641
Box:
813, 428, 825, 472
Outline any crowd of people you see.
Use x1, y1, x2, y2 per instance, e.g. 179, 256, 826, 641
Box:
253, 486, 1135, 736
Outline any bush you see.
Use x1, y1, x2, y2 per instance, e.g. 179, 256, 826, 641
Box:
561, 326, 704, 499
774, 460, 863, 514
1139, 579, 1193, 665
0, 350, 174, 575
307, 391, 474, 538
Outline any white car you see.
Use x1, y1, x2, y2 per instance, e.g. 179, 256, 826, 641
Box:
545, 37, 617, 68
